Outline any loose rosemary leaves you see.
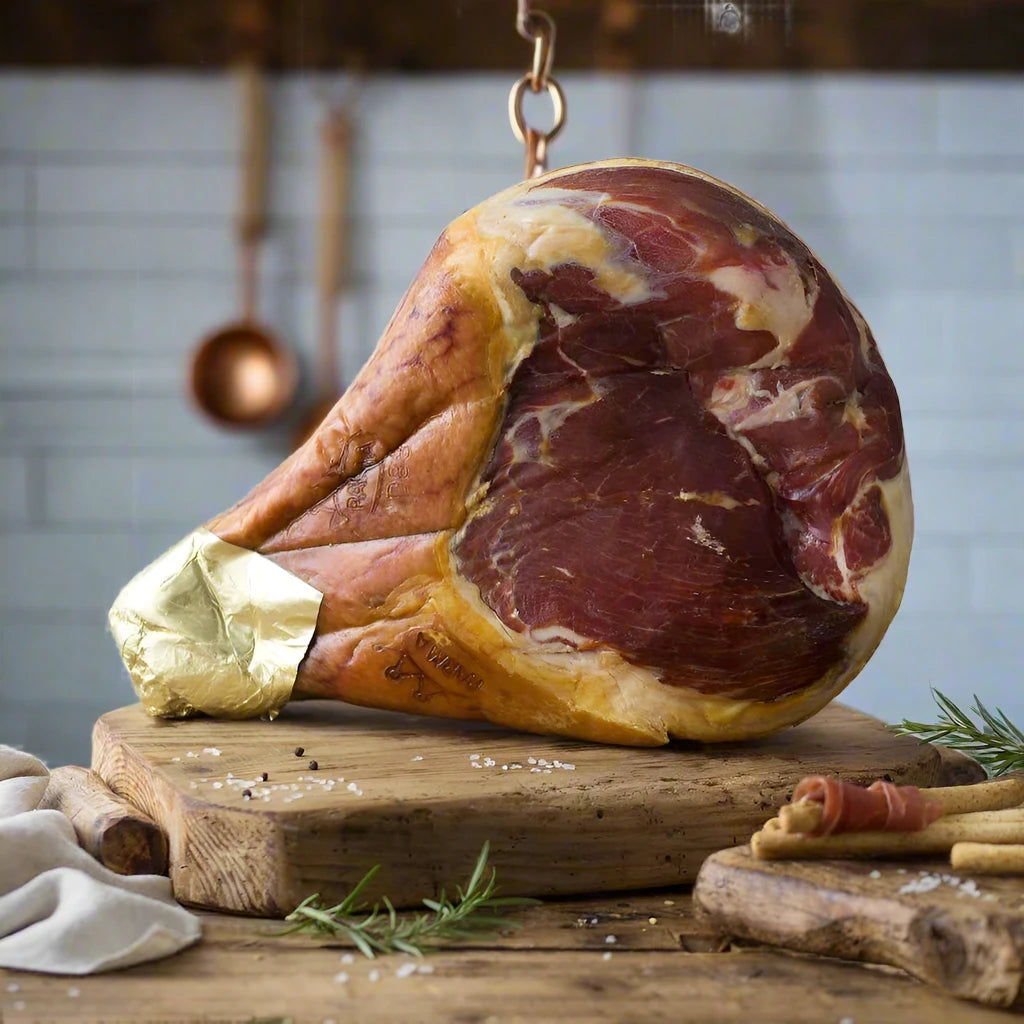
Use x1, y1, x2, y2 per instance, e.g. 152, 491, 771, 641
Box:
894, 689, 1024, 777
278, 841, 540, 958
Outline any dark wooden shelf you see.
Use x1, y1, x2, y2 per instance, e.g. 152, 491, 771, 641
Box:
1, 0, 1021, 72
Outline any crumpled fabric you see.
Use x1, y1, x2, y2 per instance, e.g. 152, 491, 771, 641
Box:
0, 744, 200, 974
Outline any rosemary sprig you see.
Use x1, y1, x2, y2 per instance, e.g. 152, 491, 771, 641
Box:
893, 688, 1024, 777
277, 841, 540, 957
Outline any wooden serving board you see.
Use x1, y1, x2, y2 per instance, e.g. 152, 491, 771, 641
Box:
694, 845, 1024, 1009
93, 700, 949, 917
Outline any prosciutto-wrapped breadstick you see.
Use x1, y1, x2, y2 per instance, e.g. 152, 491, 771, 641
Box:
779, 775, 1024, 836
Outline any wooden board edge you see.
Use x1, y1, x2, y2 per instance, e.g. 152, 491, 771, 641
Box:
91, 715, 297, 915
694, 846, 1024, 1009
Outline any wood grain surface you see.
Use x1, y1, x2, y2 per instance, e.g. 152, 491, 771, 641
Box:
91, 700, 946, 916
1, 888, 1020, 1024
695, 845, 1024, 1009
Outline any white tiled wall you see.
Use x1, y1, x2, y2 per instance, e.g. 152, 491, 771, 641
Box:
1, 71, 1021, 766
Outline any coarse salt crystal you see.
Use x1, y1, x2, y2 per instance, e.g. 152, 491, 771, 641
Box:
171, 757, 181, 762
562, 763, 576, 771
67, 987, 80, 998
203, 747, 221, 756
602, 951, 612, 961
537, 759, 548, 766
502, 765, 509, 771
605, 935, 617, 945
211, 782, 223, 790
368, 969, 380, 982
411, 755, 424, 761
663, 900, 675, 906
341, 953, 355, 964
469, 754, 480, 761
527, 757, 537, 765
543, 769, 552, 774
483, 758, 496, 767
510, 763, 523, 769
396, 962, 418, 978
186, 751, 198, 758
333, 972, 349, 984
868, 870, 881, 879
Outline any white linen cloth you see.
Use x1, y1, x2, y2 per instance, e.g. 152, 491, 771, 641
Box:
0, 745, 200, 974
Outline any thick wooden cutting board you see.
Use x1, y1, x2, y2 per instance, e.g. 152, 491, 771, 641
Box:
93, 700, 947, 917
695, 845, 1024, 1009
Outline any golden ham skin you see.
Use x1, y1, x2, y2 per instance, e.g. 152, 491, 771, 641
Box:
207, 159, 913, 746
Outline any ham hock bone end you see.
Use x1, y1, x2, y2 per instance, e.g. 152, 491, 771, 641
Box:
109, 159, 912, 746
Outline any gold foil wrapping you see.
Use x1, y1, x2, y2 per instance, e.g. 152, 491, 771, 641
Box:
108, 528, 323, 719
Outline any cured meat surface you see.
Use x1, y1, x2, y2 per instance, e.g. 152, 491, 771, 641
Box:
131, 159, 914, 744
791, 776, 943, 835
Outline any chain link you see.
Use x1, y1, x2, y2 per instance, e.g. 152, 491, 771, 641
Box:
509, 3, 566, 179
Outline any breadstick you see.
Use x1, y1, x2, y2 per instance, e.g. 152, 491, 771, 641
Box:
779, 801, 823, 834
752, 813, 1024, 860
951, 842, 1024, 875
777, 776, 1024, 835
924, 776, 1024, 815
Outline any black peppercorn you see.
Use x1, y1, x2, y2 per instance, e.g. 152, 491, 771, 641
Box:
260, 772, 269, 782
308, 760, 319, 771
294, 746, 304, 757
242, 789, 252, 799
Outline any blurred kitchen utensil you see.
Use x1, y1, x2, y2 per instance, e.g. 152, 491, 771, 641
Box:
190, 61, 296, 428
293, 106, 351, 448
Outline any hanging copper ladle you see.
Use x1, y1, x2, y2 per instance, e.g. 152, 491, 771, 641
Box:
293, 105, 351, 448
190, 62, 297, 428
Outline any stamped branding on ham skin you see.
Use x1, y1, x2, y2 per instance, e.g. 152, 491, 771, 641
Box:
384, 633, 485, 702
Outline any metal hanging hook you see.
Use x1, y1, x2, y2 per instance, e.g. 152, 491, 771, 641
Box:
509, 1, 567, 179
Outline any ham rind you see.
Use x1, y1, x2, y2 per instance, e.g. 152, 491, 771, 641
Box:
792, 776, 943, 834
170, 158, 913, 745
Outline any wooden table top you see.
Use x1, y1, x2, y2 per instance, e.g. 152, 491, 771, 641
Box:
2, 887, 1020, 1023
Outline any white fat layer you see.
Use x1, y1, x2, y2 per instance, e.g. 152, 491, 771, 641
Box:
505, 384, 605, 467
709, 252, 818, 369
478, 193, 653, 303
529, 624, 594, 647
841, 461, 914, 674
549, 303, 577, 328
731, 377, 828, 432
691, 515, 727, 555
676, 490, 760, 510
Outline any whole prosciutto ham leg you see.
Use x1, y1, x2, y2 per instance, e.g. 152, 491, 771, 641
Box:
154, 159, 914, 744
